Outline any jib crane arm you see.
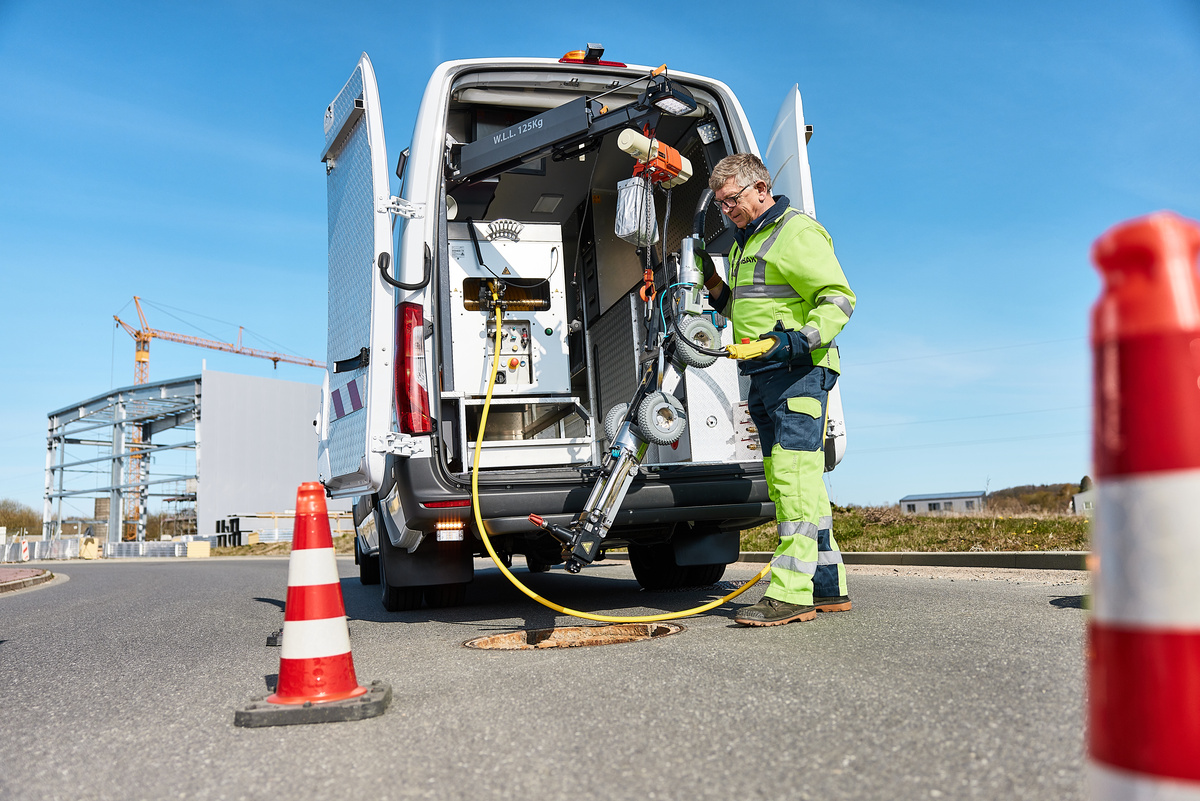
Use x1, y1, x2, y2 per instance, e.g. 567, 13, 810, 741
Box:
448, 68, 697, 186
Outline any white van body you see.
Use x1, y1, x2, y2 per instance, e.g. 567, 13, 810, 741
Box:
316, 51, 846, 611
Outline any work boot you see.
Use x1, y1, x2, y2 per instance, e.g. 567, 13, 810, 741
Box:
734, 596, 816, 627
814, 595, 852, 613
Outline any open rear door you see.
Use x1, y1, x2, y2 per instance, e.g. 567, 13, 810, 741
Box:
763, 84, 817, 220
317, 53, 395, 496
763, 85, 847, 469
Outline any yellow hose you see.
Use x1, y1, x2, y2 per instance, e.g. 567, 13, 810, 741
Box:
472, 297, 771, 623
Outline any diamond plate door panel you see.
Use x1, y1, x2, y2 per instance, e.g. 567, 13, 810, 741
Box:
320, 54, 395, 496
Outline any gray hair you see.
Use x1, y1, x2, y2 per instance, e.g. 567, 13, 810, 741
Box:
709, 153, 771, 193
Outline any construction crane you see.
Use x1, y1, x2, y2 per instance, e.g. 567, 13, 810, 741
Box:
114, 295, 325, 384
112, 296, 326, 539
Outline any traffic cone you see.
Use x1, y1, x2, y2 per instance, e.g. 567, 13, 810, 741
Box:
1088, 212, 1200, 797
235, 482, 390, 728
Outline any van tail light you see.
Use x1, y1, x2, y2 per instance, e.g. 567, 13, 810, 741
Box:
395, 301, 432, 435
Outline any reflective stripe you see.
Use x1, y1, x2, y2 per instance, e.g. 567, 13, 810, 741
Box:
1093, 470, 1200, 627
286, 548, 340, 587
1088, 762, 1200, 800
280, 617, 352, 660
772, 554, 817, 576
818, 551, 843, 566
752, 210, 798, 286
800, 325, 822, 350
817, 516, 833, 531
779, 520, 818, 541
733, 284, 802, 299
818, 294, 854, 318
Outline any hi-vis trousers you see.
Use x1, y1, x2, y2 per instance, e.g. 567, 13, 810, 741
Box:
747, 365, 848, 605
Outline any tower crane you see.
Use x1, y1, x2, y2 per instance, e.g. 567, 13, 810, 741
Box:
114, 295, 325, 384
112, 296, 326, 539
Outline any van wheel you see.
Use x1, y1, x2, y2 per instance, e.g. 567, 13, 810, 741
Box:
379, 535, 422, 612
684, 563, 726, 586
525, 556, 551, 573
356, 538, 380, 585
424, 583, 468, 608
629, 542, 690, 590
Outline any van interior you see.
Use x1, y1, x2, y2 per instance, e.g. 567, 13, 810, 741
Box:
426, 68, 743, 478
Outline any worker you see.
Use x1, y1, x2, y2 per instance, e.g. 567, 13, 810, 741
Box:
701, 153, 856, 626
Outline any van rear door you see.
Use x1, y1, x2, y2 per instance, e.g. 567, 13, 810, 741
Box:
763, 84, 847, 469
317, 53, 396, 496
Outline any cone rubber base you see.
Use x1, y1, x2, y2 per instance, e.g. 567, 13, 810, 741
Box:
234, 680, 391, 728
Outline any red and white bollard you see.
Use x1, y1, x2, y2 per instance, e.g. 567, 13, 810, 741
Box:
1089, 212, 1200, 798
19, 540, 29, 562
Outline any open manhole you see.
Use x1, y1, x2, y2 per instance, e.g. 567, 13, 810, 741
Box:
464, 622, 684, 650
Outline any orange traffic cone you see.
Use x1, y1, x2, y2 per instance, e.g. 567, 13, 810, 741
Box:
1087, 212, 1200, 796
235, 482, 390, 727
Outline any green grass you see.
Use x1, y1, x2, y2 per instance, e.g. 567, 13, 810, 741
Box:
740, 506, 1090, 553
211, 514, 1090, 557
211, 532, 356, 557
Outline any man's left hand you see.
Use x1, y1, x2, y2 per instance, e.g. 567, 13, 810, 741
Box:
757, 329, 811, 362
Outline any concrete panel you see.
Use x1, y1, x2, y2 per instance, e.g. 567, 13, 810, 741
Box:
197, 370, 349, 538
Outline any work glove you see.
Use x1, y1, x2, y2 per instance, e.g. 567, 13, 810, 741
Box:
757, 326, 812, 363
697, 249, 717, 284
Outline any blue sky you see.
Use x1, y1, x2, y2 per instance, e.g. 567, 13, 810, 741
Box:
2, 0, 1199, 517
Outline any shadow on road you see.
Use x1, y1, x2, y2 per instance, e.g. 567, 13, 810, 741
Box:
340, 562, 751, 630
1050, 595, 1087, 609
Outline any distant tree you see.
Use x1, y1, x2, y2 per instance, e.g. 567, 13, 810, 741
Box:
0, 499, 42, 535
1080, 475, 1094, 492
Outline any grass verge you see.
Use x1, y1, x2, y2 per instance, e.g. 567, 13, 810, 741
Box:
740, 507, 1090, 553
211, 532, 356, 557
208, 511, 1090, 557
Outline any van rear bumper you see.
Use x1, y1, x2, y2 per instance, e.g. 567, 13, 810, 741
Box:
390, 456, 773, 534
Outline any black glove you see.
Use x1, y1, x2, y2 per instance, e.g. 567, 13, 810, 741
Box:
758, 326, 812, 363
697, 250, 717, 284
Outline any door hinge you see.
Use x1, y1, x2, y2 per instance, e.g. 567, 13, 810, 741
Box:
371, 432, 420, 457
379, 196, 423, 219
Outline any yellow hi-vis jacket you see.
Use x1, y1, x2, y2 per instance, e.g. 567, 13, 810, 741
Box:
716, 203, 855, 374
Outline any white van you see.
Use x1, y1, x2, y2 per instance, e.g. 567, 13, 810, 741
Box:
316, 46, 846, 611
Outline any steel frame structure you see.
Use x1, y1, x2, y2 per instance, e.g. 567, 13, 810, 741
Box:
44, 375, 201, 541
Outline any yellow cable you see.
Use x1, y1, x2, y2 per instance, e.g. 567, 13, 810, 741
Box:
472, 297, 771, 623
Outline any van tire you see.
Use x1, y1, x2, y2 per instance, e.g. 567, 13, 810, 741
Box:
684, 563, 726, 586
356, 538, 380, 585
424, 582, 468, 608
629, 542, 691, 591
525, 556, 551, 573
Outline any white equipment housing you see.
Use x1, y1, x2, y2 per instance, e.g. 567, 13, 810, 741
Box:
447, 220, 569, 395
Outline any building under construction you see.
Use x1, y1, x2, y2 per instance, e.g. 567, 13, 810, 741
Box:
44, 370, 347, 541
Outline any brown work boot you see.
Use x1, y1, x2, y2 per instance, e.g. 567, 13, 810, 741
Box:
814, 595, 852, 613
734, 596, 816, 627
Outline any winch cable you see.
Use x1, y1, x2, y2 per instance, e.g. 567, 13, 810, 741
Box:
471, 286, 771, 623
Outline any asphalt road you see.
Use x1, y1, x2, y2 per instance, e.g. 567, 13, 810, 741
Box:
0, 557, 1089, 800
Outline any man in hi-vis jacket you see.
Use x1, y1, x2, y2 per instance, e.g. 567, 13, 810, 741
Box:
703, 153, 856, 626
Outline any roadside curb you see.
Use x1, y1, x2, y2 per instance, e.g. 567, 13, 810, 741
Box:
0, 568, 55, 594
604, 551, 1089, 571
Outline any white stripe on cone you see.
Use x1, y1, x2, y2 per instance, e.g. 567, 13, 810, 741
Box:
1089, 763, 1200, 800
285, 547, 341, 587
281, 617, 353, 660
1093, 470, 1200, 628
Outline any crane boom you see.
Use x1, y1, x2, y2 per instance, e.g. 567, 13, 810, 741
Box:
113, 296, 325, 382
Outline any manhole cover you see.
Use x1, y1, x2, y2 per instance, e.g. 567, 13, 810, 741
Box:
464, 622, 684, 650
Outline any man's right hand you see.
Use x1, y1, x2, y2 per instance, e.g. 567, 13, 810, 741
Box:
697, 250, 717, 284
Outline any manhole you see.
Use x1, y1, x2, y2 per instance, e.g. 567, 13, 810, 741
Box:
464, 622, 684, 650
